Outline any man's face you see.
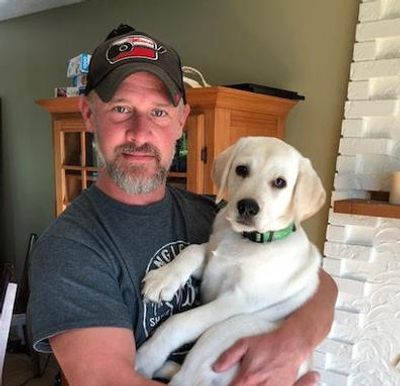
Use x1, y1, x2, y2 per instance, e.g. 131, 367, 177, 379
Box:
84, 72, 189, 195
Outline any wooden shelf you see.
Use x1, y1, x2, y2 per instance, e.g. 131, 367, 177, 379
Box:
64, 173, 98, 182
36, 97, 79, 113
63, 165, 83, 171
63, 165, 100, 172
334, 199, 400, 219
168, 172, 187, 178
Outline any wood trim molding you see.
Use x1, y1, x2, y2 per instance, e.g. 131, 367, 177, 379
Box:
334, 199, 400, 219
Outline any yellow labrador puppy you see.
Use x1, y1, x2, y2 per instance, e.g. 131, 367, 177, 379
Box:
136, 137, 326, 385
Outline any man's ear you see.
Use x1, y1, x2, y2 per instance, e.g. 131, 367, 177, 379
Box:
79, 96, 95, 132
178, 104, 190, 138
174, 103, 191, 141
180, 104, 191, 129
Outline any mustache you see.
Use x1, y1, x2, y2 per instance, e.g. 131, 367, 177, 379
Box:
115, 143, 161, 162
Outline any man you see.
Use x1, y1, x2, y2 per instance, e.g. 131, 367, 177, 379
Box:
28, 24, 337, 386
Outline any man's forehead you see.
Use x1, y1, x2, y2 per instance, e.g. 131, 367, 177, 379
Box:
123, 71, 166, 86
117, 72, 170, 97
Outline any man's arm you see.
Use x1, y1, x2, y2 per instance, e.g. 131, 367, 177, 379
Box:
213, 269, 338, 386
50, 327, 164, 386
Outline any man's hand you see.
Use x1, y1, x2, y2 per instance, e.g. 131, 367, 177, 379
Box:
212, 328, 318, 386
294, 373, 321, 386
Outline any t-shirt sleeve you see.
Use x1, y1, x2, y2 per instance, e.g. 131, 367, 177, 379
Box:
28, 236, 134, 353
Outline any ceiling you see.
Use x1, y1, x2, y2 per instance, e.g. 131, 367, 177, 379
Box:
0, 0, 85, 22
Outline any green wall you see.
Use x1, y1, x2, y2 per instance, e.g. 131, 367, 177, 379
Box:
0, 0, 359, 280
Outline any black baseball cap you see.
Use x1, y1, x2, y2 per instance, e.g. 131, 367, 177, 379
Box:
85, 24, 186, 106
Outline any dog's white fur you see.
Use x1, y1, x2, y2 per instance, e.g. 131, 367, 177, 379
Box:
136, 137, 326, 385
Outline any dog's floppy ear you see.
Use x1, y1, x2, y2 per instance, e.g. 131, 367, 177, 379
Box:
293, 157, 326, 222
212, 139, 246, 203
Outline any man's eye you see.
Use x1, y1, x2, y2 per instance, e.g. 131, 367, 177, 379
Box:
152, 109, 167, 118
113, 106, 130, 114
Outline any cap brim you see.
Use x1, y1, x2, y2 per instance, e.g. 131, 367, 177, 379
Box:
94, 62, 182, 106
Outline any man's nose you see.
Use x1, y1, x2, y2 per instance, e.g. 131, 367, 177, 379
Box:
125, 115, 151, 143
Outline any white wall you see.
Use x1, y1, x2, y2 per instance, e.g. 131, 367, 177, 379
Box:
317, 0, 400, 384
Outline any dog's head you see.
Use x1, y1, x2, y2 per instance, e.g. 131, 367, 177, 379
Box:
212, 137, 326, 233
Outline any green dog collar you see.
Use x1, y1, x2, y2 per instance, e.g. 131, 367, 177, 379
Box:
242, 223, 296, 243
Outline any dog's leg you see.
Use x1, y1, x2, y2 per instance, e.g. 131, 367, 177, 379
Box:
135, 292, 255, 378
170, 309, 312, 386
169, 313, 278, 386
142, 243, 208, 303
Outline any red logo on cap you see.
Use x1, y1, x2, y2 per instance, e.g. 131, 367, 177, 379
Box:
106, 35, 165, 64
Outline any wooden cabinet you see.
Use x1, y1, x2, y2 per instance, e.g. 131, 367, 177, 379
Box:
37, 86, 300, 216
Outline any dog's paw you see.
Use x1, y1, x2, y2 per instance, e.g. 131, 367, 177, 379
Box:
142, 265, 188, 303
169, 373, 188, 386
154, 361, 180, 381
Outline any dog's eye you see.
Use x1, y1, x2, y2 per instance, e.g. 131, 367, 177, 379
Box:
235, 165, 249, 177
272, 177, 287, 189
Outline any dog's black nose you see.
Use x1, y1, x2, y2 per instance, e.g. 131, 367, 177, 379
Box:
237, 199, 259, 218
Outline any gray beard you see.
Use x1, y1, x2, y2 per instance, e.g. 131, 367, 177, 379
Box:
95, 137, 171, 195
107, 162, 168, 195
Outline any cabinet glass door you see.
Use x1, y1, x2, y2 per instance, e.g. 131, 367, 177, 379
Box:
167, 113, 206, 193
55, 120, 100, 214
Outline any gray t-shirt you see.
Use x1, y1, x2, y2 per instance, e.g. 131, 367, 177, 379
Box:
28, 184, 216, 357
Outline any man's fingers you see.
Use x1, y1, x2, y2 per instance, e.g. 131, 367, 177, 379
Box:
213, 339, 248, 372
294, 371, 320, 386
